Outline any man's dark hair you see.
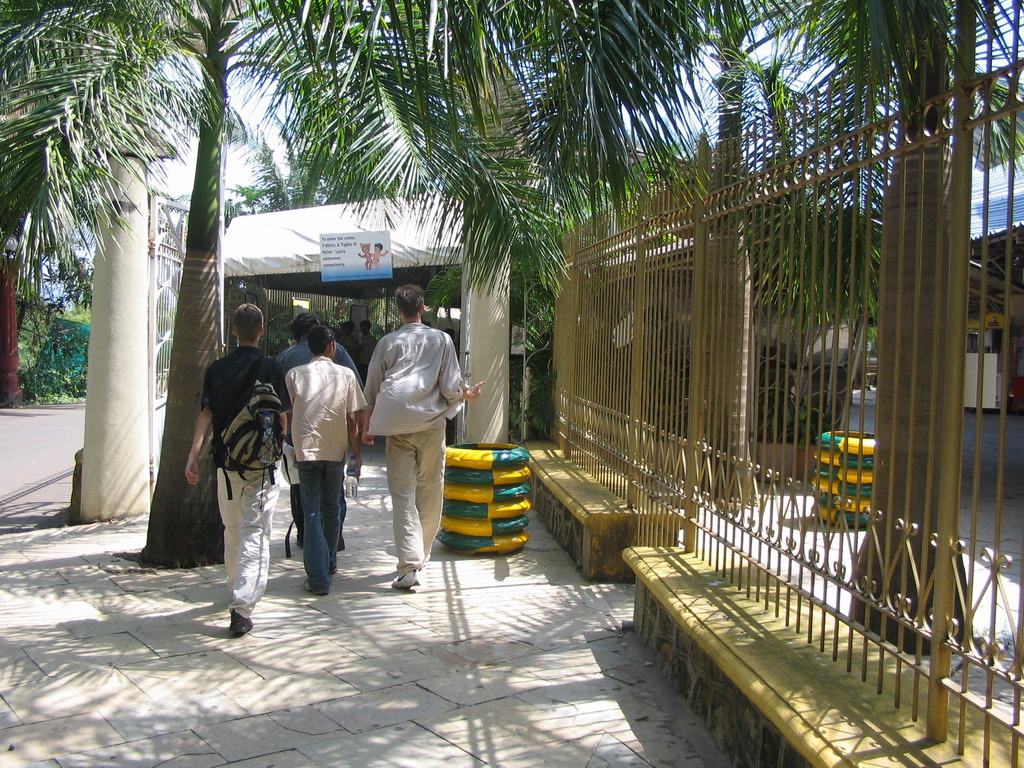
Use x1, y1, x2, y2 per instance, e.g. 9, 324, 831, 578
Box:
341, 320, 355, 333
308, 325, 335, 356
359, 320, 372, 333
232, 304, 263, 343
290, 311, 319, 341
395, 284, 425, 318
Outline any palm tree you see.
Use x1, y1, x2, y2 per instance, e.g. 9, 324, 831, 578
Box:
147, 0, 724, 566
0, 0, 192, 404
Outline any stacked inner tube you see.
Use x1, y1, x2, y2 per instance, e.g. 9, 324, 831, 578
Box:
812, 431, 874, 525
440, 443, 531, 554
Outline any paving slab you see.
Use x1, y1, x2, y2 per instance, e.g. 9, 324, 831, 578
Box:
327, 648, 454, 691
0, 406, 728, 768
298, 722, 483, 768
0, 713, 125, 768
46, 731, 223, 768
315, 681, 458, 733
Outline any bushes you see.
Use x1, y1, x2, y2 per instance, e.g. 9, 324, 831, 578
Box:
18, 316, 90, 404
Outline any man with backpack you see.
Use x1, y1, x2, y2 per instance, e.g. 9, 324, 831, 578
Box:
277, 311, 361, 553
285, 325, 365, 596
184, 303, 290, 637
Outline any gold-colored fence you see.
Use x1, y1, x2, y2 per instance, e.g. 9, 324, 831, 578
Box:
556, 6, 1023, 761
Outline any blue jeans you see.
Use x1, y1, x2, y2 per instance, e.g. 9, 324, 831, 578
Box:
296, 460, 344, 592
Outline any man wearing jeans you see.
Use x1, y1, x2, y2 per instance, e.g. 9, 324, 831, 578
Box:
286, 325, 365, 595
278, 311, 361, 551
361, 285, 482, 590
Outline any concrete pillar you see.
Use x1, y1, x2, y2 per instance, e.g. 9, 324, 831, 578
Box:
463, 265, 510, 443
80, 158, 151, 521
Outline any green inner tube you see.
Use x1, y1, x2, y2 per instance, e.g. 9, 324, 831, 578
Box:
442, 498, 532, 519
817, 431, 876, 455
445, 465, 532, 486
812, 477, 873, 498
816, 465, 875, 484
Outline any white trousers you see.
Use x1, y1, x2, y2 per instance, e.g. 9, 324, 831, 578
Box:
217, 469, 278, 617
385, 426, 446, 575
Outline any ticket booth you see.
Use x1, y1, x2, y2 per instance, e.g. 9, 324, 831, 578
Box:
965, 312, 1004, 409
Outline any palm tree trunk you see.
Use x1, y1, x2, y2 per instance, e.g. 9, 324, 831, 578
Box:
141, 54, 228, 567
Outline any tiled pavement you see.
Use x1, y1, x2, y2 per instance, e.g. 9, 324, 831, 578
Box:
0, 421, 729, 768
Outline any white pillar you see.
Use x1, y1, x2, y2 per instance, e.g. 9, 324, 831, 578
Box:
464, 265, 510, 443
80, 158, 151, 521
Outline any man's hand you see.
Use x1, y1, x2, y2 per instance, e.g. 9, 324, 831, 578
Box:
184, 454, 200, 485
463, 381, 485, 402
362, 432, 375, 446
352, 454, 363, 478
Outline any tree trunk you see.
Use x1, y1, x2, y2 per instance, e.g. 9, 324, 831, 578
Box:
854, 142, 967, 651
852, 37, 970, 652
141, 52, 228, 567
0, 262, 19, 407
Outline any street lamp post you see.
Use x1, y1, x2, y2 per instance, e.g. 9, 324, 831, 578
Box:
0, 234, 20, 407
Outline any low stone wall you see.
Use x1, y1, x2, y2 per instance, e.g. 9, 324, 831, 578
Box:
624, 547, 986, 768
526, 441, 636, 582
632, 575, 810, 768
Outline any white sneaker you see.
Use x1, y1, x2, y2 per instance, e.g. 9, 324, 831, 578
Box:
392, 569, 420, 590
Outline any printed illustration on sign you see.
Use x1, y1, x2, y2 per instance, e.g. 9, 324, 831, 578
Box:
320, 232, 393, 282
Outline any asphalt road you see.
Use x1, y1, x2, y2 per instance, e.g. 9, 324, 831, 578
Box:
0, 403, 85, 533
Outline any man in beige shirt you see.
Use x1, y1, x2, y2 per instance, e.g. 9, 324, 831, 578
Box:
286, 325, 366, 595
361, 285, 482, 589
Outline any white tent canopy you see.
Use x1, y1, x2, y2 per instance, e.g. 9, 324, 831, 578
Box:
222, 200, 461, 279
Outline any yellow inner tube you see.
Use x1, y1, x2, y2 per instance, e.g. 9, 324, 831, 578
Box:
438, 530, 530, 554
444, 482, 530, 503
441, 514, 529, 537
819, 431, 876, 457
445, 443, 531, 470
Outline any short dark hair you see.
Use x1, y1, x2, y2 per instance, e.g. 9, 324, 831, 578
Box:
395, 284, 425, 318
359, 320, 372, 333
341, 320, 355, 333
308, 325, 335, 356
232, 304, 263, 343
290, 311, 319, 341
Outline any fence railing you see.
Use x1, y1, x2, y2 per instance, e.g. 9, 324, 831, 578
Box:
555, 5, 1023, 761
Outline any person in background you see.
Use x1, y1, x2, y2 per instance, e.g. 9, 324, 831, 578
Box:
361, 284, 483, 590
286, 325, 365, 596
336, 320, 360, 363
355, 320, 378, 383
185, 303, 289, 637
277, 312, 361, 551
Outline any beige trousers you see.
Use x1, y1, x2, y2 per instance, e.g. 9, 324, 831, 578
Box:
217, 468, 278, 618
385, 425, 446, 575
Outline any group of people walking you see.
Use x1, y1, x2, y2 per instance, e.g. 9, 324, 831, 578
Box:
184, 284, 483, 637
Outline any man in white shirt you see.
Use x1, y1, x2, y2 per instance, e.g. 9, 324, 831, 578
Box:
286, 325, 366, 595
361, 285, 483, 589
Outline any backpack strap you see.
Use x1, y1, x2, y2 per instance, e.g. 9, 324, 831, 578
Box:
221, 467, 234, 501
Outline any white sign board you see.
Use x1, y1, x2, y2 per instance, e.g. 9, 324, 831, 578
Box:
320, 231, 394, 281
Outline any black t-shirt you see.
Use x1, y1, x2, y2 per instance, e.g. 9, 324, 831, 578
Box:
201, 346, 291, 462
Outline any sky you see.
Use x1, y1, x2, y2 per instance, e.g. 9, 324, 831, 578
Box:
157, 143, 256, 201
